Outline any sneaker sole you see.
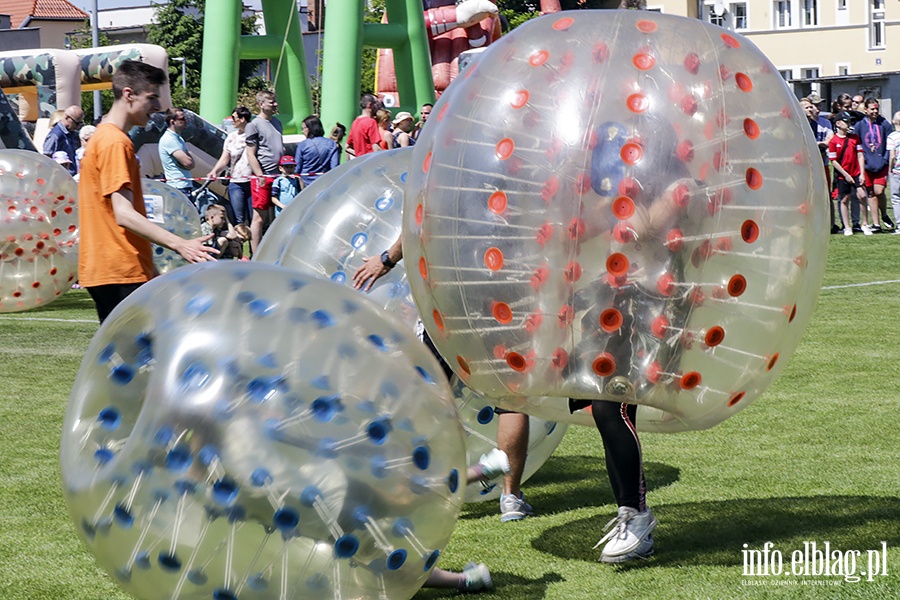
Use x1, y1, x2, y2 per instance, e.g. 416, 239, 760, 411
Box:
500, 512, 530, 522
600, 547, 654, 564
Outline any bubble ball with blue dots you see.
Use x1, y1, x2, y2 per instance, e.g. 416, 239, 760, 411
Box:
61, 262, 466, 600
256, 148, 419, 328
141, 179, 202, 275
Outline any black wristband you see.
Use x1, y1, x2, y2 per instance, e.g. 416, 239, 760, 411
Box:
381, 250, 396, 270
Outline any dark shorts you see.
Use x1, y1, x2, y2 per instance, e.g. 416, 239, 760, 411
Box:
87, 282, 144, 324
251, 176, 274, 210
835, 176, 858, 198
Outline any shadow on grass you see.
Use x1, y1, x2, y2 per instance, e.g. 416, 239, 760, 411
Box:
414, 571, 565, 599
533, 495, 900, 567
461, 457, 680, 520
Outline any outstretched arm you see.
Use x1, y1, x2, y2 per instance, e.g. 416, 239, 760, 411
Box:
112, 187, 218, 263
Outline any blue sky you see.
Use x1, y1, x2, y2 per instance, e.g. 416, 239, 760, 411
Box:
70, 1, 264, 13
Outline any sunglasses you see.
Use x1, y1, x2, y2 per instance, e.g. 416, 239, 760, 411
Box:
66, 115, 84, 126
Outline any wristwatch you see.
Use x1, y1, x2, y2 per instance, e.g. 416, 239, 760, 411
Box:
381, 250, 396, 270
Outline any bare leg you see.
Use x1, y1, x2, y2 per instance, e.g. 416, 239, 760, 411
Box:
875, 184, 890, 225
868, 193, 882, 228
857, 188, 871, 227
498, 412, 529, 496
250, 207, 267, 254
840, 196, 851, 232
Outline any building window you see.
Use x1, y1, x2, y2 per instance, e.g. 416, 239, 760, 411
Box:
779, 69, 793, 81
838, 65, 850, 76
837, 0, 846, 9
803, 68, 820, 80
802, 0, 817, 26
870, 0, 885, 49
774, 1, 792, 29
705, 2, 747, 30
733, 3, 747, 29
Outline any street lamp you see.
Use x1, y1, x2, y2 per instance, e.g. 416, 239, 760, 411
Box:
171, 57, 186, 91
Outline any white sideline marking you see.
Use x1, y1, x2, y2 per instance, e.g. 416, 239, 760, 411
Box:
0, 316, 96, 324
821, 279, 900, 291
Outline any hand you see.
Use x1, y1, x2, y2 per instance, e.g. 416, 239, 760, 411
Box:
353, 256, 389, 291
205, 171, 218, 180
178, 235, 220, 263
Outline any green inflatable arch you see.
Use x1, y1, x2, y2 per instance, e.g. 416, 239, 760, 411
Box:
200, 0, 435, 135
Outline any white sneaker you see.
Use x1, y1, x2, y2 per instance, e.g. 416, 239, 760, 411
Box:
477, 448, 510, 481
463, 562, 493, 593
500, 492, 534, 522
861, 225, 874, 236
844, 228, 853, 236
892, 229, 900, 235
594, 506, 657, 560
600, 534, 655, 564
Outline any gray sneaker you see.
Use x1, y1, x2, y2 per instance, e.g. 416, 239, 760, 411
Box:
500, 492, 534, 522
593, 506, 657, 561
463, 562, 493, 593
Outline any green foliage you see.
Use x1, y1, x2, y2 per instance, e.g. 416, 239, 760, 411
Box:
497, 0, 619, 31
235, 76, 273, 111
146, 0, 263, 109
360, 0, 386, 96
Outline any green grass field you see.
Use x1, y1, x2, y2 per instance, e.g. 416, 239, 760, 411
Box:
1, 234, 899, 600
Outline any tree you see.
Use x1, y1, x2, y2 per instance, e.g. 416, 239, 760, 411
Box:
497, 0, 626, 30
360, 0, 386, 96
147, 0, 262, 113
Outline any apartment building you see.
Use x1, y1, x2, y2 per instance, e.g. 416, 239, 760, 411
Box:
649, 1, 898, 112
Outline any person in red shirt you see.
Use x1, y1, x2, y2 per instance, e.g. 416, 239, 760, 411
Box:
828, 111, 868, 236
346, 94, 383, 158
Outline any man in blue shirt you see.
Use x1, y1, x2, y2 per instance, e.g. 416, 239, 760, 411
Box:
43, 105, 83, 176
158, 108, 195, 199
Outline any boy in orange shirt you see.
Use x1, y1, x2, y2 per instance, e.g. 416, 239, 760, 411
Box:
78, 60, 217, 323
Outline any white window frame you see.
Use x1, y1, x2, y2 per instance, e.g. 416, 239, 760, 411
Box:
704, 2, 748, 31
801, 0, 818, 27
732, 3, 748, 30
870, 0, 885, 50
773, 1, 793, 29
836, 63, 850, 76
837, 0, 846, 9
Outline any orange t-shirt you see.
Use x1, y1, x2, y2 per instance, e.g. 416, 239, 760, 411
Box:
78, 123, 155, 287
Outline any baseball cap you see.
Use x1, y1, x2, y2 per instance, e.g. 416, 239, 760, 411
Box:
52, 151, 72, 165
833, 110, 858, 125
279, 155, 296, 166
805, 92, 823, 105
392, 111, 414, 125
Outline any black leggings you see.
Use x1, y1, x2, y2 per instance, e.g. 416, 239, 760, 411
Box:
588, 400, 646, 511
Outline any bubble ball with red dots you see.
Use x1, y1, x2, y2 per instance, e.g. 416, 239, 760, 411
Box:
402, 11, 829, 431
0, 150, 79, 313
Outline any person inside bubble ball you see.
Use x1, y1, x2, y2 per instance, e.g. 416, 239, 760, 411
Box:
77, 60, 218, 323
353, 240, 536, 525
561, 119, 703, 564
